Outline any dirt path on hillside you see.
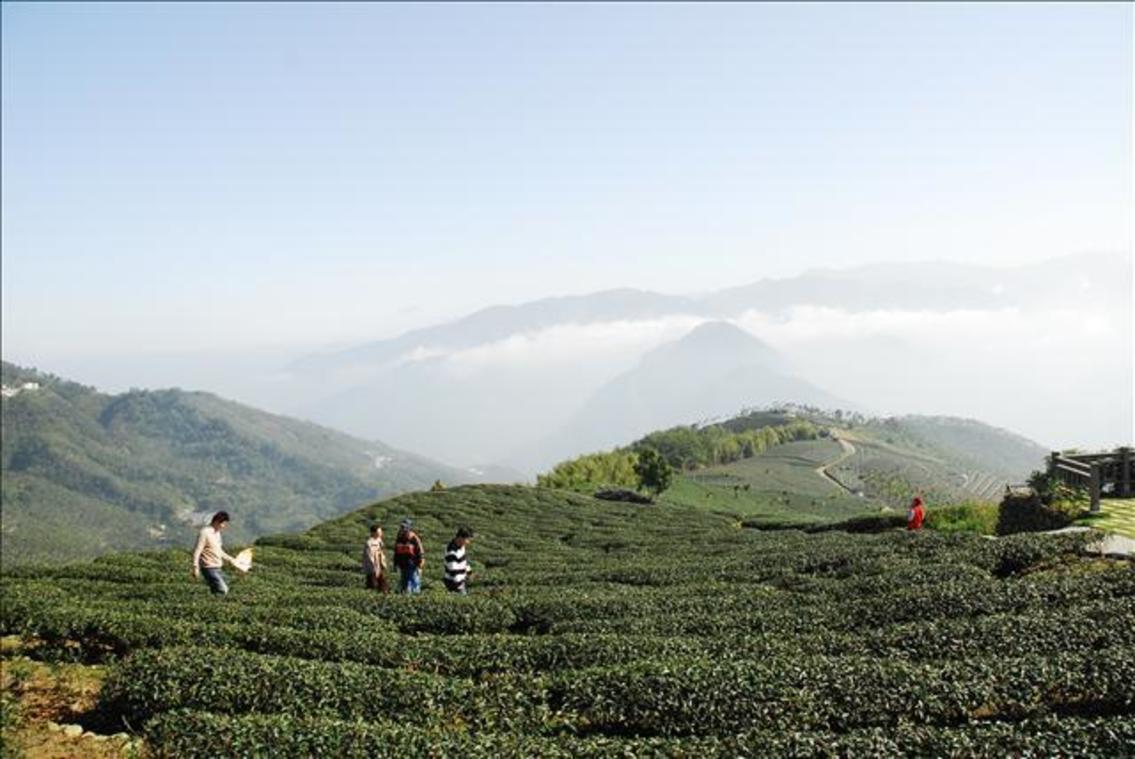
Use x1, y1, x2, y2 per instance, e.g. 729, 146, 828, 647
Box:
1, 648, 141, 758
816, 436, 857, 495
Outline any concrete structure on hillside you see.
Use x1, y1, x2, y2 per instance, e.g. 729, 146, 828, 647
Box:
1, 381, 41, 399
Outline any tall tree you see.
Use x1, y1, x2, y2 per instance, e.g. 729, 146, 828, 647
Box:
634, 447, 673, 497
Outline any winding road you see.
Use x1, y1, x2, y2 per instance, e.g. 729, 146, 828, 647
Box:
816, 435, 858, 495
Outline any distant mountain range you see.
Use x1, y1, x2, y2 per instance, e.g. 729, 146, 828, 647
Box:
523, 322, 849, 468
279, 252, 1129, 468
290, 289, 704, 376
299, 252, 1127, 376
0, 361, 478, 565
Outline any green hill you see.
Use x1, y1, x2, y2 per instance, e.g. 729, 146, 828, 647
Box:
1, 484, 1131, 755
666, 439, 872, 526
825, 413, 1049, 507
540, 407, 1050, 527
0, 361, 471, 566
888, 414, 1050, 481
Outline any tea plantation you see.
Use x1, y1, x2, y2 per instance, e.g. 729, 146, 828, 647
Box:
2, 485, 1133, 757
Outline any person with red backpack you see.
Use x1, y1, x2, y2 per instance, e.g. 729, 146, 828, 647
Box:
394, 518, 424, 594
907, 495, 926, 531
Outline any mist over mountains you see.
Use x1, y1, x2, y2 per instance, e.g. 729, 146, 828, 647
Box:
18, 252, 1131, 472
2, 254, 1124, 559
279, 252, 1129, 470
519, 322, 850, 470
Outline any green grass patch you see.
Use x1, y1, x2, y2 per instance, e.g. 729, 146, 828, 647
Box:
925, 501, 1000, 535
1076, 499, 1135, 539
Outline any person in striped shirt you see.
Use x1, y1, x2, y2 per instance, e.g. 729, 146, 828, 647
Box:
443, 527, 474, 594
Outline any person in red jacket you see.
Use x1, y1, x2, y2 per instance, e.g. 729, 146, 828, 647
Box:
394, 518, 424, 594
907, 495, 926, 530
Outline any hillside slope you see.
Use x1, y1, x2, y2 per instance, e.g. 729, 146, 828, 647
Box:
676, 414, 1048, 520
665, 438, 872, 525
890, 415, 1050, 478
690, 411, 1049, 513
539, 406, 1049, 527
1, 485, 1131, 755
0, 362, 471, 565
825, 413, 1049, 506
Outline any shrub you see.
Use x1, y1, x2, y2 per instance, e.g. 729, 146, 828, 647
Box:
808, 513, 908, 533
996, 491, 1076, 535
549, 648, 1134, 737
143, 711, 1135, 758
925, 501, 999, 534
633, 447, 672, 496
100, 646, 551, 730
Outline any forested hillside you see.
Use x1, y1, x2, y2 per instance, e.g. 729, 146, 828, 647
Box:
0, 362, 470, 565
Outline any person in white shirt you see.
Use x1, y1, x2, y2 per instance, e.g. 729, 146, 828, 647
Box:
362, 524, 389, 593
191, 511, 239, 595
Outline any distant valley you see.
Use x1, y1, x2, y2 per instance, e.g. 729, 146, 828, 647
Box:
0, 356, 1052, 568
20, 254, 1125, 473
2, 254, 1123, 563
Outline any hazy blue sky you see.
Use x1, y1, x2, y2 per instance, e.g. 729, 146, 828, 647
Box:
3, 2, 1131, 358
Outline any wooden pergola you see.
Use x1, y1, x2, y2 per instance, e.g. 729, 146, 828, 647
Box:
1048, 447, 1133, 513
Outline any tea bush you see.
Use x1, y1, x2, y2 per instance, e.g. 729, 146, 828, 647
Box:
2, 484, 1131, 756
144, 711, 1135, 758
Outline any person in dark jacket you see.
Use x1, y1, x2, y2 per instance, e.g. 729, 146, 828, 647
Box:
393, 518, 424, 594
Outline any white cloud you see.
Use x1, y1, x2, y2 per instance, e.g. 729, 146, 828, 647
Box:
365, 305, 1129, 449
390, 345, 449, 367
384, 305, 1124, 380
392, 314, 711, 377
734, 305, 1122, 349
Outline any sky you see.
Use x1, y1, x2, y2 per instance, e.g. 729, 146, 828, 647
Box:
2, 2, 1131, 361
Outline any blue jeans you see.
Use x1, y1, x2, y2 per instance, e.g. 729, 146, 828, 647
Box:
200, 565, 228, 595
399, 565, 421, 594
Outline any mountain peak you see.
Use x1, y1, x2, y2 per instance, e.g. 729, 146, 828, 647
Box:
677, 320, 765, 348
646, 321, 780, 369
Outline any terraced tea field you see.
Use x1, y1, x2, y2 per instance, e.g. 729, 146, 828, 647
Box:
667, 440, 871, 526
2, 484, 1133, 756
829, 433, 1006, 508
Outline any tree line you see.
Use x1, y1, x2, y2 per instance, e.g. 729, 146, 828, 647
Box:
537, 418, 822, 493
